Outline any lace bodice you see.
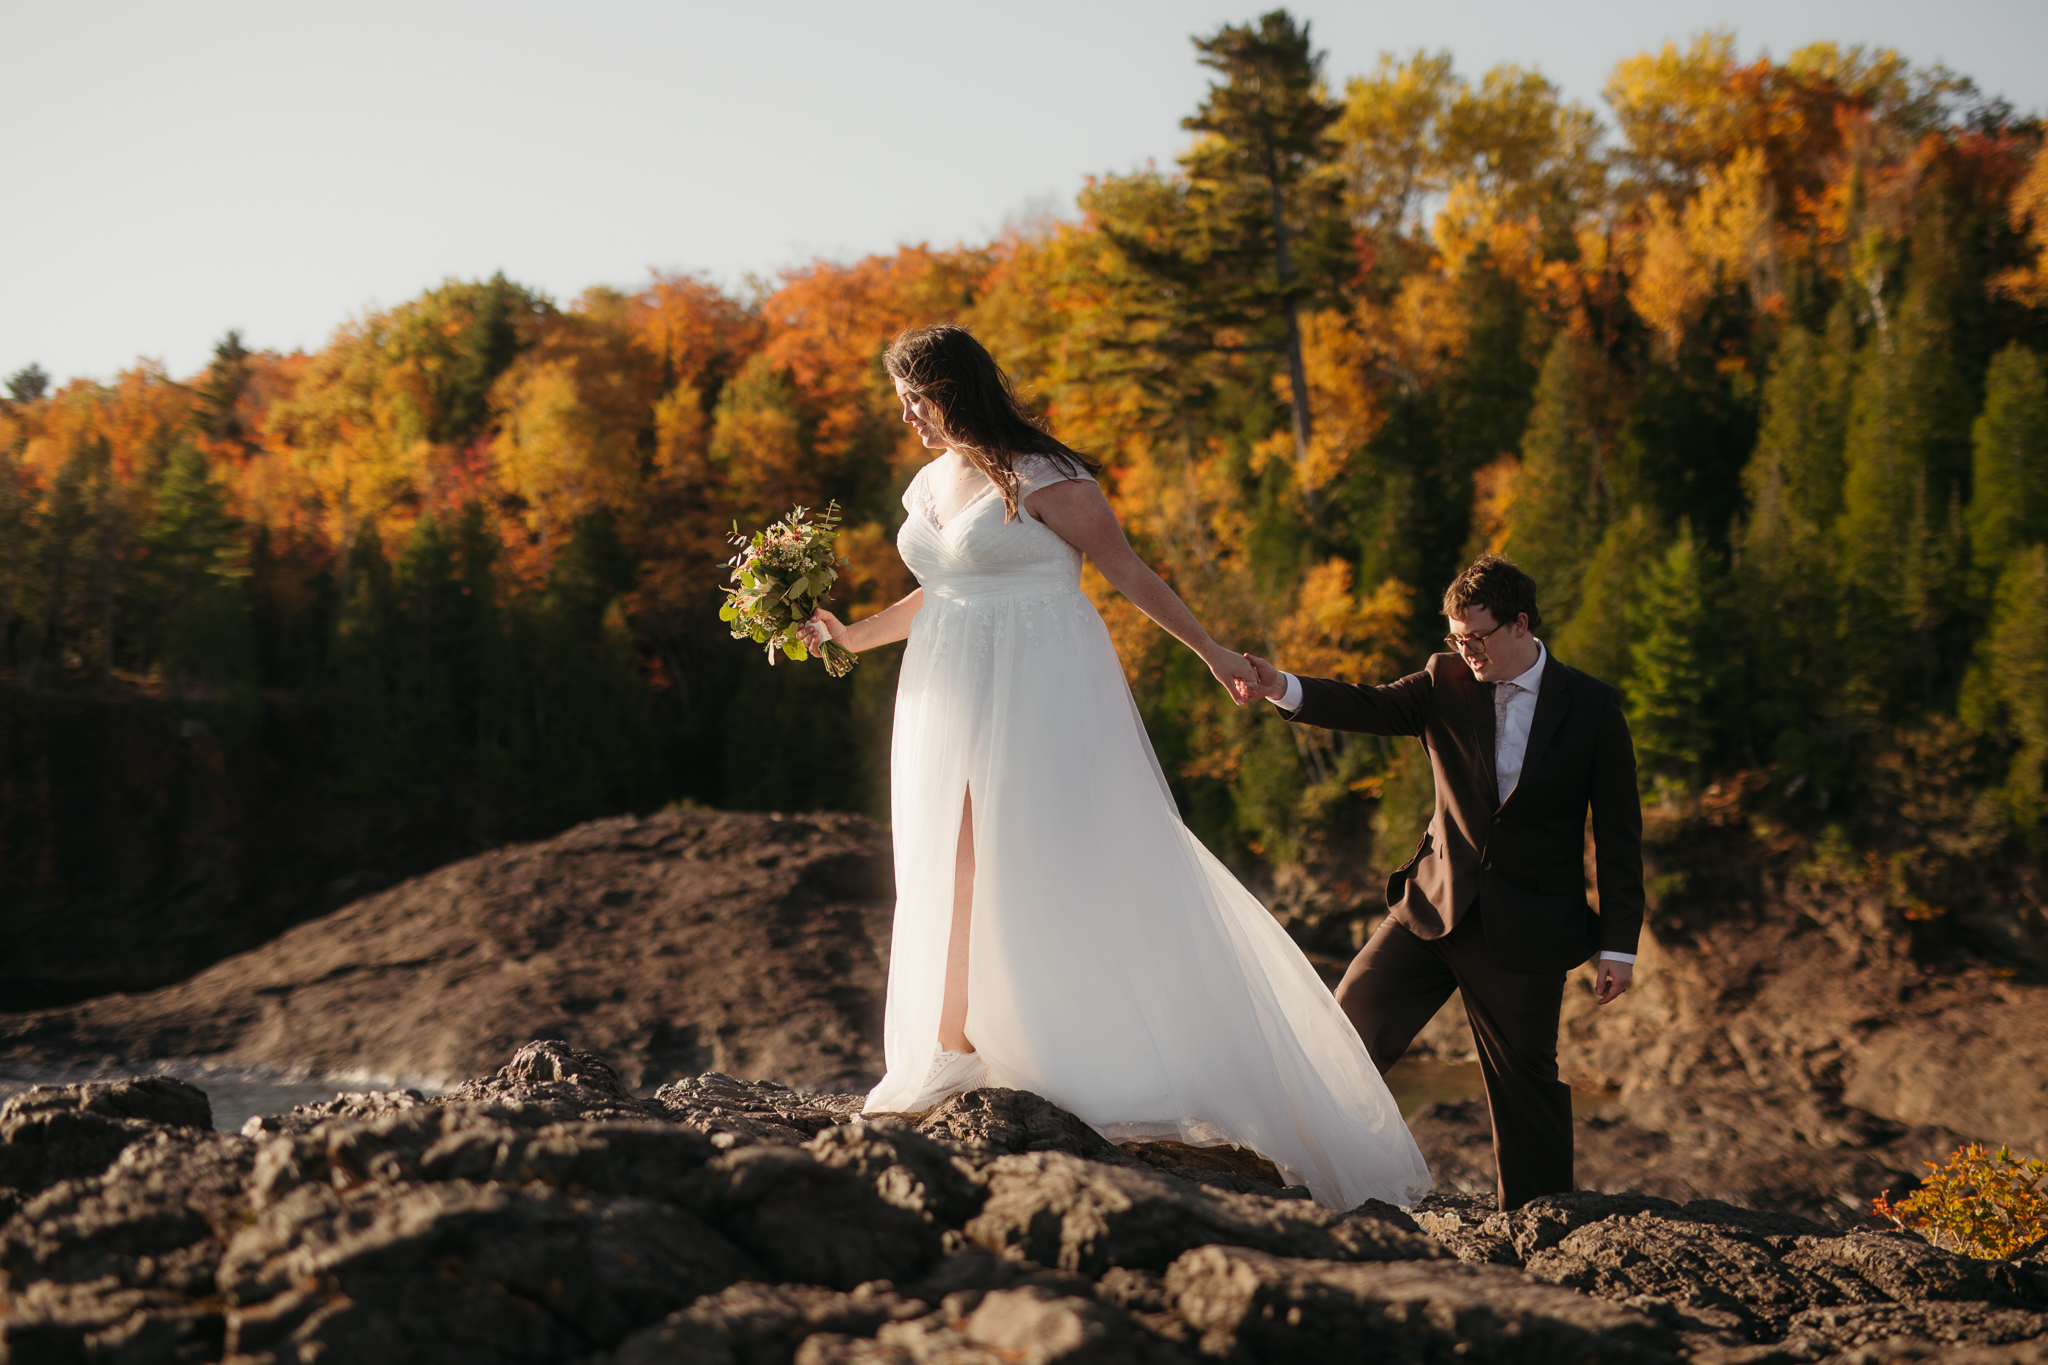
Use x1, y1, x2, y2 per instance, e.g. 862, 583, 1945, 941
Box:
898, 455, 1095, 598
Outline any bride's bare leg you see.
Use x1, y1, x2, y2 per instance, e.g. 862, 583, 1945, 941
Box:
939, 790, 975, 1053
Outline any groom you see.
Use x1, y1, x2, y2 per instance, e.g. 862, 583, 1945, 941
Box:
1244, 553, 1643, 1210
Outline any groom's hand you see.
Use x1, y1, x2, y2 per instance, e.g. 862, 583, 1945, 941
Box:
1594, 958, 1633, 1005
1240, 654, 1288, 703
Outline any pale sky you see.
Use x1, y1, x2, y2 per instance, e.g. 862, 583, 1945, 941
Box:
6, 0, 2042, 387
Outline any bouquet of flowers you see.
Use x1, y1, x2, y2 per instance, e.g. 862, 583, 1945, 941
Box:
720, 502, 858, 678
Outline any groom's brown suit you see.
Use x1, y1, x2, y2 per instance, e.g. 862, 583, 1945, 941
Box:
1283, 649, 1644, 1209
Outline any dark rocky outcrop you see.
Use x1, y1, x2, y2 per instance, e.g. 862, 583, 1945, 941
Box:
0, 810, 894, 1091
0, 1076, 212, 1219
3, 1039, 2044, 1364
6, 799, 2046, 1234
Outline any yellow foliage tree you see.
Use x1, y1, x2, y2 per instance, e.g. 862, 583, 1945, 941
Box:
1993, 144, 2048, 306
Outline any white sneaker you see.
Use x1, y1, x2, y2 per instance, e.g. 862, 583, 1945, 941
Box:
903, 1048, 988, 1112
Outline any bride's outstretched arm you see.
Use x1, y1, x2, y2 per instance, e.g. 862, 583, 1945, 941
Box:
800, 588, 923, 655
1027, 480, 1254, 705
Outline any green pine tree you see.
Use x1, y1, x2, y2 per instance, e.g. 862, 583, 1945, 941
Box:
1735, 317, 1856, 782
1508, 331, 1613, 624
140, 442, 254, 703
1741, 321, 1852, 573
1837, 178, 1981, 691
1959, 544, 2048, 844
5, 364, 48, 403
1966, 344, 2048, 596
0, 442, 34, 668
1179, 10, 1348, 471
1556, 504, 1659, 688
193, 331, 254, 450
1628, 521, 1724, 794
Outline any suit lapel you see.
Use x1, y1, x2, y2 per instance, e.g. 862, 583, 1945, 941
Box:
1501, 660, 1572, 813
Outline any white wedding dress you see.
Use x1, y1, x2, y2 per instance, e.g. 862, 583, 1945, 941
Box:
862, 455, 1432, 1210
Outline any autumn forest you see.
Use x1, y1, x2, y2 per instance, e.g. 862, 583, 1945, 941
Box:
6, 16, 2048, 943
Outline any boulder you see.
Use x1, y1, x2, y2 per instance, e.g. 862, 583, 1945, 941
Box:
911, 1087, 1125, 1161
0, 1126, 255, 1364
608, 1282, 923, 1365
219, 1179, 755, 1363
1781, 1300, 2048, 1356
1524, 1211, 1848, 1337
962, 1149, 1443, 1275
803, 1121, 989, 1229
1163, 1243, 1684, 1363
1114, 1138, 1309, 1199
796, 1283, 1174, 1364
0, 1077, 212, 1200
655, 1072, 866, 1146
1782, 1230, 2035, 1307
698, 1143, 944, 1289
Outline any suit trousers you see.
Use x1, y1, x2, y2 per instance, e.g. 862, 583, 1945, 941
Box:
1335, 908, 1572, 1210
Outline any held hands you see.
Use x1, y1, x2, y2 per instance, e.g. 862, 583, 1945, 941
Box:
1202, 647, 1259, 707
1594, 958, 1633, 1005
1238, 654, 1290, 704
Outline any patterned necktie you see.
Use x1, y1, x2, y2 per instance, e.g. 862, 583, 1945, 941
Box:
1494, 682, 1513, 759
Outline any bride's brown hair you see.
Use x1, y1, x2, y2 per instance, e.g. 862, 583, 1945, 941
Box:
884, 324, 1099, 521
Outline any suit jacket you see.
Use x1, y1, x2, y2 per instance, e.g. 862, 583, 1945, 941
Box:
1286, 651, 1645, 973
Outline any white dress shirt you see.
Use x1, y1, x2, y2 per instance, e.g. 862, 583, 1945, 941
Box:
1271, 641, 1635, 965
1492, 639, 1546, 804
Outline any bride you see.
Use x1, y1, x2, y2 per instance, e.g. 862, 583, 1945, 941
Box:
801, 325, 1429, 1209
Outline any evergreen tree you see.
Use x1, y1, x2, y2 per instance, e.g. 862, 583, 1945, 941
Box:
23, 436, 102, 687
1091, 10, 1348, 483
0, 443, 34, 668
1837, 192, 1979, 704
1628, 522, 1725, 791
1966, 344, 2048, 595
5, 364, 48, 403
1838, 180, 1980, 618
1742, 323, 1851, 578
1180, 10, 1347, 472
1555, 505, 1659, 688
1737, 319, 1853, 758
1614, 346, 1758, 543
193, 331, 254, 450
141, 443, 255, 704
1508, 332, 1612, 625
1960, 544, 2048, 843
436, 274, 534, 444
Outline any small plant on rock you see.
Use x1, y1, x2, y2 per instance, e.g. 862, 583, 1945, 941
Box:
1873, 1143, 2048, 1259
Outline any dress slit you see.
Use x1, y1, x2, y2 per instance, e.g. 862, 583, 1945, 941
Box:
941, 786, 975, 1051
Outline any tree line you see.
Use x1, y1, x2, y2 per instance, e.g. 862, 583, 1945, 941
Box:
4, 14, 2046, 918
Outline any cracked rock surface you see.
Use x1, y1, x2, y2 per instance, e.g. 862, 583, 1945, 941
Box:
2, 1038, 2044, 1364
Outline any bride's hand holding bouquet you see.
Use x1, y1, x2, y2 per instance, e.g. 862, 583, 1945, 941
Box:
720, 503, 859, 678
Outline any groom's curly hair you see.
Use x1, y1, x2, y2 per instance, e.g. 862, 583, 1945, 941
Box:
1443, 554, 1542, 632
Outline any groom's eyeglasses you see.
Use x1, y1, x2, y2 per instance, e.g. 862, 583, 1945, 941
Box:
1445, 622, 1510, 657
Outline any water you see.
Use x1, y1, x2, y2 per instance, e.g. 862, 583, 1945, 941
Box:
0, 1060, 441, 1134
1384, 1058, 1487, 1116
1383, 1057, 1622, 1117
